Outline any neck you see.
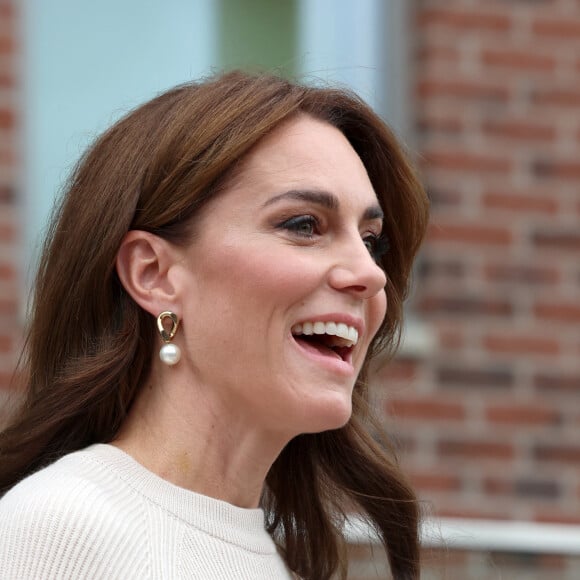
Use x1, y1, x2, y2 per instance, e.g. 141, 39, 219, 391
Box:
113, 369, 291, 508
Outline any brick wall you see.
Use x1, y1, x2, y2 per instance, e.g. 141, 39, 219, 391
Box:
0, 0, 18, 428
378, 0, 580, 527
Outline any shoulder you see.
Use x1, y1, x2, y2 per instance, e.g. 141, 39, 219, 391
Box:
0, 445, 140, 520
0, 447, 150, 578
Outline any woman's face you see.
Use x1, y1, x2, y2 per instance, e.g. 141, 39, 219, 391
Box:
172, 115, 387, 437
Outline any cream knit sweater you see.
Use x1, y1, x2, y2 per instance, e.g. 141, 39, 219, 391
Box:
0, 444, 294, 579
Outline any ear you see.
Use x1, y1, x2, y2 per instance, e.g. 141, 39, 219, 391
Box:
116, 230, 181, 318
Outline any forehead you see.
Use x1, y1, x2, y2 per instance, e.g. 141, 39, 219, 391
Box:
223, 115, 379, 210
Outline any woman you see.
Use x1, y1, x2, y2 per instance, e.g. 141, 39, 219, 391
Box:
0, 71, 428, 579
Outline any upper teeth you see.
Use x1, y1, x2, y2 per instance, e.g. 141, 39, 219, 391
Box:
291, 321, 359, 346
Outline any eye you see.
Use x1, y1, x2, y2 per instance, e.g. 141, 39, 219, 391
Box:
363, 233, 390, 262
278, 215, 320, 238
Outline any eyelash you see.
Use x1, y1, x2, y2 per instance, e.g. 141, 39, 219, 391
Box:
364, 233, 390, 262
277, 215, 390, 262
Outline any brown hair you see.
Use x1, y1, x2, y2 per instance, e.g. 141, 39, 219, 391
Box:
0, 71, 428, 579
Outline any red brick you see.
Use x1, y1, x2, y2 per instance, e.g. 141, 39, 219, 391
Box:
532, 159, 580, 180
0, 36, 14, 56
427, 222, 513, 246
0, 148, 15, 166
0, 2, 14, 20
532, 18, 580, 39
534, 511, 580, 525
488, 553, 567, 575
484, 263, 560, 285
418, 8, 512, 32
534, 555, 567, 572
419, 294, 513, 317
437, 364, 514, 390
437, 507, 512, 521
416, 114, 464, 136
486, 404, 560, 426
394, 435, 417, 455
416, 79, 510, 102
0, 223, 14, 242
482, 48, 556, 72
437, 327, 464, 350
534, 444, 580, 464
532, 230, 580, 251
0, 334, 11, 353
515, 479, 560, 500
438, 439, 514, 460
0, 263, 15, 280
0, 72, 14, 88
535, 372, 580, 393
482, 119, 556, 142
0, 373, 12, 391
424, 149, 512, 173
483, 334, 560, 356
416, 45, 460, 66
386, 396, 466, 421
419, 258, 465, 280
482, 191, 558, 214
421, 548, 469, 568
0, 109, 14, 130
535, 302, 580, 324
483, 477, 512, 496
408, 470, 462, 493
427, 188, 462, 207
0, 298, 17, 315
532, 88, 580, 107
484, 477, 560, 499
374, 359, 417, 382
0, 185, 14, 204
346, 543, 390, 573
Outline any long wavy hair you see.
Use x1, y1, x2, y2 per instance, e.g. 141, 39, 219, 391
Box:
0, 71, 428, 579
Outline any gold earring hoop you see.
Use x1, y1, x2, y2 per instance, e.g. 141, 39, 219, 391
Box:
157, 311, 181, 366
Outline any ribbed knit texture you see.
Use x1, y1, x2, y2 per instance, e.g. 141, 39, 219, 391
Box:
0, 444, 294, 579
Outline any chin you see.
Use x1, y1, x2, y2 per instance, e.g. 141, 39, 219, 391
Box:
300, 394, 353, 434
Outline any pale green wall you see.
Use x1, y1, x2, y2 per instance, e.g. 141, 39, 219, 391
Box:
218, 0, 297, 76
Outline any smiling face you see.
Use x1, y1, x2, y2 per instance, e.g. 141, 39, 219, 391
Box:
171, 115, 388, 437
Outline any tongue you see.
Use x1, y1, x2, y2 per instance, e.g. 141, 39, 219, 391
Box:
294, 336, 342, 360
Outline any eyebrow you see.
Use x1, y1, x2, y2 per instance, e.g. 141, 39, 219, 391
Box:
263, 189, 384, 221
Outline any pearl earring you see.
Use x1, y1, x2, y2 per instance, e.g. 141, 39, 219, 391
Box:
157, 311, 181, 366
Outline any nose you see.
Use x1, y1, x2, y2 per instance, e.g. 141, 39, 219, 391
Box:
328, 236, 387, 299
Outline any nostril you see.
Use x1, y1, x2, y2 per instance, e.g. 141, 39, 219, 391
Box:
328, 251, 387, 297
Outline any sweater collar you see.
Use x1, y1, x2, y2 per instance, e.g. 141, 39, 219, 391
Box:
78, 443, 278, 555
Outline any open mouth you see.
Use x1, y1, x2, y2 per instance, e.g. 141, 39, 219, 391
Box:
291, 321, 358, 363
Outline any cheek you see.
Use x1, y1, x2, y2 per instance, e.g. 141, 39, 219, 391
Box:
368, 291, 388, 338
221, 245, 322, 300
181, 245, 323, 346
